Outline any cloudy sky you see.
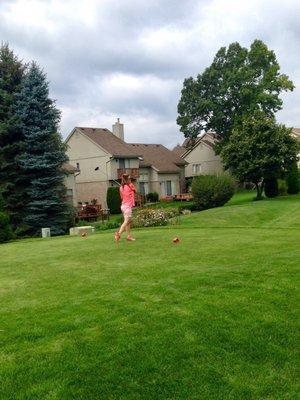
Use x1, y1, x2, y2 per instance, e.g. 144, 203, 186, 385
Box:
0, 0, 299, 148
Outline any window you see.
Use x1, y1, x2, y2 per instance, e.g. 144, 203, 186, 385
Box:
166, 181, 172, 196
119, 159, 131, 168
192, 164, 201, 175
139, 182, 149, 195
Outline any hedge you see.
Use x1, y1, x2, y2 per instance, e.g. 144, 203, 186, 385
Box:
191, 174, 235, 210
106, 187, 121, 214
286, 161, 300, 194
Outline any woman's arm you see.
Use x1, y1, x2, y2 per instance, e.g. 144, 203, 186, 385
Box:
129, 183, 136, 192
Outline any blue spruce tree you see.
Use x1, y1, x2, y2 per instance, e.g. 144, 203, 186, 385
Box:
15, 62, 69, 236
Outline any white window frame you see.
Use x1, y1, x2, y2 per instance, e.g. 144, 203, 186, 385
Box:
165, 180, 172, 196
192, 164, 201, 175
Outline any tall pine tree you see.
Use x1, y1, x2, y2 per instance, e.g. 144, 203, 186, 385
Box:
15, 62, 69, 236
0, 43, 27, 233
0, 193, 13, 243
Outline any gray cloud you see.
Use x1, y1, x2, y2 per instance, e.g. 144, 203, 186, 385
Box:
0, 0, 299, 148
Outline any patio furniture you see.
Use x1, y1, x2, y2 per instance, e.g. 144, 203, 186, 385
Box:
161, 195, 174, 202
174, 193, 193, 202
76, 204, 102, 221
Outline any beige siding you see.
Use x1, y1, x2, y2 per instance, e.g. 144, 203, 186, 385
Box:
66, 129, 141, 206
64, 174, 77, 206
66, 129, 111, 183
184, 138, 223, 177
109, 157, 140, 180
76, 181, 109, 207
135, 168, 180, 197
66, 129, 112, 206
158, 173, 180, 196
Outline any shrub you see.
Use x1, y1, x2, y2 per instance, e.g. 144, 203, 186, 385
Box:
146, 192, 159, 202
106, 187, 121, 214
264, 176, 279, 198
132, 208, 178, 228
185, 177, 193, 192
94, 221, 119, 231
277, 179, 287, 196
178, 203, 200, 213
191, 174, 235, 210
286, 161, 299, 194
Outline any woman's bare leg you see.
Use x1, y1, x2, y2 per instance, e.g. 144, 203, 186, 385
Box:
125, 219, 132, 237
119, 217, 129, 236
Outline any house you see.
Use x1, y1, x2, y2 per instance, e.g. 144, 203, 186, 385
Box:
172, 127, 299, 182
291, 128, 300, 166
127, 143, 186, 196
173, 131, 223, 178
65, 120, 141, 206
65, 119, 185, 206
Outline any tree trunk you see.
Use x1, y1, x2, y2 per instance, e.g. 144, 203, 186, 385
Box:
254, 181, 264, 200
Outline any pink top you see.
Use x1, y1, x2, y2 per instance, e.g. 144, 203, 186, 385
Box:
119, 183, 136, 207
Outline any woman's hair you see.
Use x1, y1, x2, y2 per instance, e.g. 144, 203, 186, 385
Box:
121, 173, 130, 187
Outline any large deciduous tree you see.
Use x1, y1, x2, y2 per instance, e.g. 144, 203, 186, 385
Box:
15, 62, 69, 235
177, 40, 294, 147
220, 112, 298, 200
0, 43, 27, 233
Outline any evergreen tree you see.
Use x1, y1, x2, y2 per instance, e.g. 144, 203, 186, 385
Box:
0, 43, 27, 233
0, 194, 13, 243
15, 62, 69, 236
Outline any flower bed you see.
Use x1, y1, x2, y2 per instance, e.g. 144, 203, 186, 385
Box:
132, 208, 179, 228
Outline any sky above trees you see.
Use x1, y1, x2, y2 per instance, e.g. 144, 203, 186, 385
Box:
0, 0, 299, 147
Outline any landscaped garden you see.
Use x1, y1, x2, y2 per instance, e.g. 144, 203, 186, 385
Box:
1, 192, 299, 399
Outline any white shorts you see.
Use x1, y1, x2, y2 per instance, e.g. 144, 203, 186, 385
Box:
121, 204, 132, 219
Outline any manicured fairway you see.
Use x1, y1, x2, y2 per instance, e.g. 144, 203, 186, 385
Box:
1, 194, 299, 399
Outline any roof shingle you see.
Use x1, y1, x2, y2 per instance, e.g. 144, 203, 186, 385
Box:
128, 143, 186, 173
76, 127, 140, 157
172, 145, 186, 157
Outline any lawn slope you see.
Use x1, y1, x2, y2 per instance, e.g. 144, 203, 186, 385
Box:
0, 194, 299, 400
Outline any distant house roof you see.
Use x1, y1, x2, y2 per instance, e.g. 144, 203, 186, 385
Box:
292, 128, 300, 138
63, 162, 79, 174
128, 143, 186, 173
172, 144, 186, 158
181, 131, 217, 157
75, 127, 140, 158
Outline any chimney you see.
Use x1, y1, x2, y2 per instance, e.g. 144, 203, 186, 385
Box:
112, 118, 124, 141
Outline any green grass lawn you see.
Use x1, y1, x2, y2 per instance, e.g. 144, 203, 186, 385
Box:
1, 194, 299, 399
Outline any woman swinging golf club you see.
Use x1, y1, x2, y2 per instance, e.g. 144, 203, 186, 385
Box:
114, 174, 136, 242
